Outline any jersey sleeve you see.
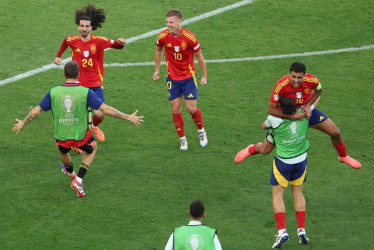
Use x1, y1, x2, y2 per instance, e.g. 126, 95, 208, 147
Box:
39, 92, 52, 111
87, 89, 104, 110
55, 37, 69, 57
266, 115, 284, 129
98, 36, 124, 50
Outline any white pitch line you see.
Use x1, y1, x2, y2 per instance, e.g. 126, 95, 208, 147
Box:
103, 45, 374, 67
0, 0, 255, 86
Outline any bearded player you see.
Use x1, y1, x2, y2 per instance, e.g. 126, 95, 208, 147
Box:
54, 4, 126, 143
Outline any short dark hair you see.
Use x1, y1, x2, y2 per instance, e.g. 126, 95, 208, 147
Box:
189, 200, 205, 219
290, 62, 306, 74
75, 4, 106, 30
279, 96, 296, 115
64, 61, 79, 79
166, 9, 182, 19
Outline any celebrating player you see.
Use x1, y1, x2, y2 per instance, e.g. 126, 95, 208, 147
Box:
153, 9, 208, 150
54, 4, 126, 142
236, 62, 361, 169
13, 61, 143, 197
236, 97, 311, 248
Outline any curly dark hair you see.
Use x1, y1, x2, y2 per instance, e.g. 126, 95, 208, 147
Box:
75, 4, 105, 30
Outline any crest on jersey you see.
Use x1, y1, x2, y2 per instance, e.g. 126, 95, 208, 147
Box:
181, 40, 187, 51
273, 94, 279, 101
304, 88, 310, 94
90, 44, 96, 54
296, 92, 302, 98
83, 50, 89, 58
174, 46, 180, 52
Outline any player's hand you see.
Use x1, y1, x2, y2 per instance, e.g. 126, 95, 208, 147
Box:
291, 111, 306, 120
200, 76, 207, 85
153, 71, 160, 81
303, 105, 312, 118
117, 38, 126, 46
12, 119, 25, 134
54, 57, 62, 65
128, 110, 144, 127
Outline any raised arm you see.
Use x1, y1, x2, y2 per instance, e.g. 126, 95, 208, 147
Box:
12, 105, 43, 134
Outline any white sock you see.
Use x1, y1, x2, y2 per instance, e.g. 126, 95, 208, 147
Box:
278, 229, 287, 235
180, 136, 186, 141
198, 128, 205, 133
76, 177, 83, 183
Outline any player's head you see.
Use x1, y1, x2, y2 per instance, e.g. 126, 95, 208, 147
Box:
289, 62, 306, 89
279, 96, 296, 115
75, 4, 105, 31
166, 9, 182, 36
189, 200, 205, 220
64, 61, 80, 79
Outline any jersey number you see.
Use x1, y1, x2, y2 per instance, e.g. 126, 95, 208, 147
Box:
82, 58, 93, 67
173, 53, 182, 61
296, 98, 304, 104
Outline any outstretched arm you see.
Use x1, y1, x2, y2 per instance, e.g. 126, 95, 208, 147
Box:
98, 103, 144, 127
13, 105, 43, 134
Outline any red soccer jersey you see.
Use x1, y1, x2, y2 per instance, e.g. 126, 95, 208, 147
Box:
56, 34, 124, 87
156, 28, 201, 81
270, 73, 320, 107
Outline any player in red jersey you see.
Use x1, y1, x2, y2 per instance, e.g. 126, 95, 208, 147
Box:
153, 9, 208, 150
244, 62, 360, 169
54, 4, 126, 142
236, 62, 361, 169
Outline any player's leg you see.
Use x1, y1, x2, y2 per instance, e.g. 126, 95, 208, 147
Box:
291, 184, 310, 244
309, 108, 361, 169
58, 145, 77, 180
272, 185, 289, 248
91, 87, 106, 142
289, 158, 309, 244
168, 78, 188, 150
184, 77, 207, 147
234, 131, 275, 163
270, 158, 291, 248
71, 137, 97, 197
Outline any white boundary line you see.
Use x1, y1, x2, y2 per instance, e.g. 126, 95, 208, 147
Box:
0, 0, 255, 86
103, 45, 374, 68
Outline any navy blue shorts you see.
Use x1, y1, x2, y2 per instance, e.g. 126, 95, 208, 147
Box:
166, 76, 198, 101
270, 156, 307, 187
309, 108, 328, 126
89, 86, 105, 102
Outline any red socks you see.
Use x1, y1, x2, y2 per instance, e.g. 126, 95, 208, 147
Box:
274, 212, 286, 230
295, 211, 306, 229
249, 144, 258, 155
173, 113, 185, 137
333, 141, 347, 157
191, 108, 204, 130
92, 115, 104, 127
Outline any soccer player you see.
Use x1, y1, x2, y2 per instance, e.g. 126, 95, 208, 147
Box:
54, 4, 126, 142
165, 200, 222, 250
235, 97, 311, 248
13, 61, 144, 197
153, 9, 208, 150
236, 62, 361, 169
